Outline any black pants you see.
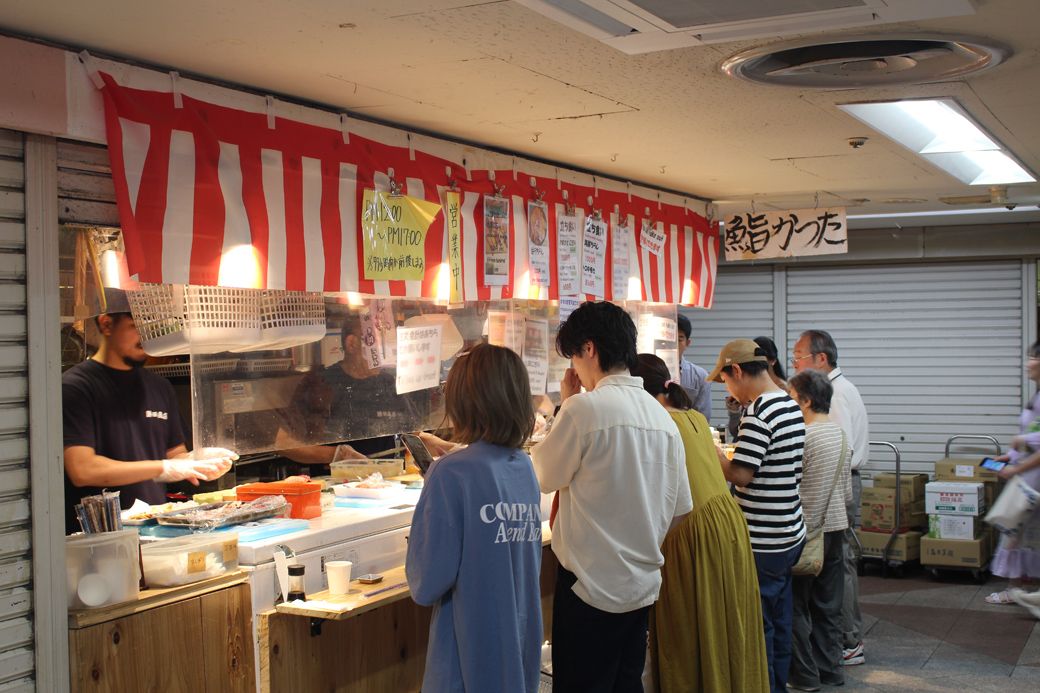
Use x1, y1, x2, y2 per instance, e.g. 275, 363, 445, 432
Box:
551, 564, 649, 693
790, 531, 847, 688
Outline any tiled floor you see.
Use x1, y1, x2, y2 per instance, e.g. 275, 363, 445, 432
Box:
842, 569, 1040, 692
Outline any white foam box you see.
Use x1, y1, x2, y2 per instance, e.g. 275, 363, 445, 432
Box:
925, 481, 986, 516
927, 513, 981, 540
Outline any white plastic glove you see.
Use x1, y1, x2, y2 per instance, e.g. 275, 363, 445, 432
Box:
332, 444, 365, 462
158, 448, 238, 484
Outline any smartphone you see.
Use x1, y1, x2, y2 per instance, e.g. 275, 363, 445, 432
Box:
980, 457, 1007, 472
357, 573, 384, 584
399, 433, 436, 476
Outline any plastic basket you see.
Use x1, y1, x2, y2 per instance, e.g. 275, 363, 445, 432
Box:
127, 283, 189, 357
238, 357, 293, 375
236, 290, 326, 352
181, 286, 262, 352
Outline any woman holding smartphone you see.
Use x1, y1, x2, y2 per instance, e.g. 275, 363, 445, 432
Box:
406, 343, 543, 693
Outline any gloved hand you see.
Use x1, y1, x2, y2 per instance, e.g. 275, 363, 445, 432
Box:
158, 448, 238, 485
332, 444, 365, 462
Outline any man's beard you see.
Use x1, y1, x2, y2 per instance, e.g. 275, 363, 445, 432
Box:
122, 355, 147, 369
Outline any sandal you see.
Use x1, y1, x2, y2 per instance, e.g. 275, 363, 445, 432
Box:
985, 590, 1015, 604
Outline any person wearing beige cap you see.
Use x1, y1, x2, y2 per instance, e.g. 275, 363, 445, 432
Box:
708, 339, 806, 693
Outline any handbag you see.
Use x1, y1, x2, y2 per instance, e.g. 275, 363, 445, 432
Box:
793, 431, 847, 577
984, 475, 1040, 536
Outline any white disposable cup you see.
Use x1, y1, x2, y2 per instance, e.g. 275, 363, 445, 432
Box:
77, 573, 111, 607
326, 561, 353, 595
95, 556, 132, 602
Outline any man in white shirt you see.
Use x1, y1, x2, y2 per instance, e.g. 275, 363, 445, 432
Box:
677, 314, 712, 421
792, 329, 870, 667
532, 301, 692, 692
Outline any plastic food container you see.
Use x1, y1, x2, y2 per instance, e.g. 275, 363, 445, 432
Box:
66, 529, 141, 610
236, 482, 322, 519
141, 532, 239, 588
330, 459, 405, 481
333, 481, 406, 500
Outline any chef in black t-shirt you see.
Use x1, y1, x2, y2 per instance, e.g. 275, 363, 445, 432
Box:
62, 311, 235, 534
274, 313, 425, 465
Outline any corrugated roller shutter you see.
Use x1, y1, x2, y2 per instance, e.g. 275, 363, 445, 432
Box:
786, 261, 1023, 475
0, 130, 34, 691
681, 266, 775, 427
57, 140, 118, 226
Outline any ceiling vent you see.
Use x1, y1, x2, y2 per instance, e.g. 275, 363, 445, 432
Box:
514, 0, 976, 55
721, 34, 1009, 88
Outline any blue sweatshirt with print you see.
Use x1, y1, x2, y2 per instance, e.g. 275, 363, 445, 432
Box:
406, 440, 543, 693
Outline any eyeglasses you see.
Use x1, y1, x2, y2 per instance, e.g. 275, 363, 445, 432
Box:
790, 353, 815, 365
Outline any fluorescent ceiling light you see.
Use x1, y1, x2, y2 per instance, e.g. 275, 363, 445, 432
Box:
848, 206, 1036, 221
838, 99, 1036, 185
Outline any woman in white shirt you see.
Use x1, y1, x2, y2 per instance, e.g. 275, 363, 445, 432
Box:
786, 370, 851, 692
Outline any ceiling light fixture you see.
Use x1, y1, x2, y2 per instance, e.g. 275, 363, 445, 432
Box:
847, 206, 1036, 220
838, 98, 1036, 185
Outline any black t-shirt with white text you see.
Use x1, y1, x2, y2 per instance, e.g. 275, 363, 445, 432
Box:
62, 359, 185, 533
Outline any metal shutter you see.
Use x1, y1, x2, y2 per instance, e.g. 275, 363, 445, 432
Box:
681, 265, 776, 427
786, 261, 1025, 475
0, 130, 34, 691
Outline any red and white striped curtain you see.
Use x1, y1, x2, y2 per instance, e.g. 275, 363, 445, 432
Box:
99, 73, 718, 306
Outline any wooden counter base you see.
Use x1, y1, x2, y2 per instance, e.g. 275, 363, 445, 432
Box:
69, 572, 254, 693
258, 546, 559, 692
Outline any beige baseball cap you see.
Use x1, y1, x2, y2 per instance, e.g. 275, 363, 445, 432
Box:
707, 338, 769, 383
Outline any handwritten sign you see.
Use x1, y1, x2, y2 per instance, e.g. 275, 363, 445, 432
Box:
558, 296, 582, 324
611, 218, 632, 299
395, 325, 443, 394
359, 310, 385, 369
639, 219, 666, 257
556, 212, 581, 296
581, 217, 607, 298
483, 195, 510, 286
361, 190, 442, 280
445, 190, 463, 303
523, 318, 549, 395
724, 207, 848, 261
527, 200, 551, 290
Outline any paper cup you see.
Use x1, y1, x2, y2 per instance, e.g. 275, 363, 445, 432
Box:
326, 561, 353, 595
78, 573, 112, 607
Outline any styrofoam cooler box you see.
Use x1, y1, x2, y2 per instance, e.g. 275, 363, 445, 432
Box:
925, 481, 985, 516
927, 513, 980, 540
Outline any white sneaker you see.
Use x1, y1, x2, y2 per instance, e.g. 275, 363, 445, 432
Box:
841, 642, 865, 666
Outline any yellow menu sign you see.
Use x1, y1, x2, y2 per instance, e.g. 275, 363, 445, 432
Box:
361, 190, 442, 281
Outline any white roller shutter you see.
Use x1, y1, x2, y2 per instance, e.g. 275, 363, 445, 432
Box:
681, 266, 776, 427
786, 261, 1024, 475
0, 130, 34, 691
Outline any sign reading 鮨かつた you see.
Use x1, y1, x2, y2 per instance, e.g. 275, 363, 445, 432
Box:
724, 207, 847, 261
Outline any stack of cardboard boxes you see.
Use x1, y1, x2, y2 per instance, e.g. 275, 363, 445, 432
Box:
920, 459, 999, 569
857, 472, 929, 562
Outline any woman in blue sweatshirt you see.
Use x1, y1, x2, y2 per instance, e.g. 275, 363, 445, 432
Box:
406, 343, 543, 693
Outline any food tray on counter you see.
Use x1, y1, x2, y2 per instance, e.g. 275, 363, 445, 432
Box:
155, 497, 288, 529
333, 481, 407, 500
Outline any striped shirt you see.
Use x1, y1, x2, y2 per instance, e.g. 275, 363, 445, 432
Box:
732, 391, 806, 552
800, 422, 851, 534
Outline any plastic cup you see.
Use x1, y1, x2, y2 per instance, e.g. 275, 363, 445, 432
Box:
326, 561, 353, 595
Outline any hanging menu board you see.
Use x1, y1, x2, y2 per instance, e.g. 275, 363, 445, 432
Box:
581, 217, 607, 298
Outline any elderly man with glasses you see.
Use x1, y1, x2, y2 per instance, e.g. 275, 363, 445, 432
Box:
791, 329, 870, 669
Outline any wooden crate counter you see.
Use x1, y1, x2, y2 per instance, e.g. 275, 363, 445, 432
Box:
258, 527, 558, 693
68, 571, 255, 693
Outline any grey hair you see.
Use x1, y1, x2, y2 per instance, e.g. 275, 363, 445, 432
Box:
801, 329, 838, 367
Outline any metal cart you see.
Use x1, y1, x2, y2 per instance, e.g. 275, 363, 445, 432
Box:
923, 434, 1002, 583
857, 440, 915, 578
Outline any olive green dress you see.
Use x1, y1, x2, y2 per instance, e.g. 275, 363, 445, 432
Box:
650, 409, 769, 693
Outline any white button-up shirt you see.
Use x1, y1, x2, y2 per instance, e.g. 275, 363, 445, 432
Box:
828, 367, 869, 471
531, 374, 692, 613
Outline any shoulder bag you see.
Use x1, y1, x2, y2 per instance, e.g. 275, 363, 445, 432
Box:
793, 430, 847, 577
985, 475, 1040, 536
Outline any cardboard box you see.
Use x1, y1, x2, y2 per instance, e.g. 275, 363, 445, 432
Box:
861, 498, 926, 532
927, 513, 981, 540
925, 481, 986, 516
872, 473, 928, 501
934, 458, 999, 484
857, 529, 922, 562
920, 534, 991, 568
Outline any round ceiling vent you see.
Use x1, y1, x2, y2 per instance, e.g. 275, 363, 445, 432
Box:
720, 35, 1010, 89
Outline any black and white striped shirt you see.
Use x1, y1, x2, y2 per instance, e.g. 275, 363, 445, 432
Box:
731, 391, 806, 553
